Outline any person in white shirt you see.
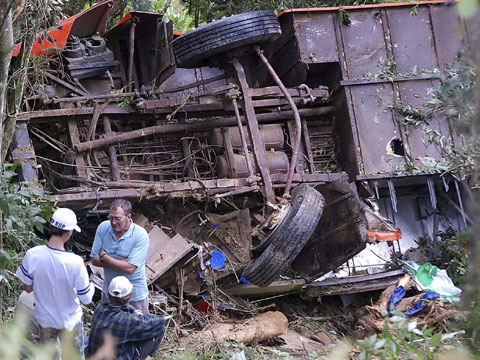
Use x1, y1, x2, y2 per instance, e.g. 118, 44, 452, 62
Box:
16, 208, 94, 359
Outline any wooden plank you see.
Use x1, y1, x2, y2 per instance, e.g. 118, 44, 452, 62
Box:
67, 119, 87, 178
304, 276, 402, 297
225, 270, 405, 297
287, 119, 306, 174
145, 226, 171, 265
302, 119, 316, 174
103, 115, 121, 180
304, 270, 405, 297
45, 174, 346, 205
145, 228, 195, 284
225, 279, 306, 297
310, 269, 404, 286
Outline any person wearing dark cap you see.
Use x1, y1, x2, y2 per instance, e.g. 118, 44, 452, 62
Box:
86, 276, 168, 360
16, 207, 94, 359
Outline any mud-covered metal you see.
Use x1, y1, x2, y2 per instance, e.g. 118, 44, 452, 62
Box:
271, 1, 480, 179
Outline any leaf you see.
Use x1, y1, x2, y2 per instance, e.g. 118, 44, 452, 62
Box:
430, 332, 442, 346
407, 320, 418, 332
357, 339, 368, 348
390, 315, 405, 322
0, 250, 11, 269
456, 0, 479, 19
338, 9, 351, 26
410, 5, 418, 16
390, 340, 398, 354
359, 349, 367, 360
373, 338, 386, 350
412, 328, 424, 336
34, 221, 45, 234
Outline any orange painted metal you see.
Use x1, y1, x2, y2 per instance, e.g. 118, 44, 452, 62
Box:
277, 0, 456, 17
367, 231, 402, 242
13, 18, 76, 57
12, 0, 113, 57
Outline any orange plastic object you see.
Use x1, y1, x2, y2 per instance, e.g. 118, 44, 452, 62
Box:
367, 231, 402, 242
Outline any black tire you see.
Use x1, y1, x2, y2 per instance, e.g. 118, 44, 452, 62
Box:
242, 184, 325, 287
251, 203, 290, 254
173, 11, 282, 68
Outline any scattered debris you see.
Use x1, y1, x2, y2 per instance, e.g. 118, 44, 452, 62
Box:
278, 330, 328, 355
357, 270, 462, 338
10, 0, 477, 357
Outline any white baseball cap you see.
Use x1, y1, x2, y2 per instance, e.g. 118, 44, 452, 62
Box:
108, 276, 133, 298
50, 208, 81, 232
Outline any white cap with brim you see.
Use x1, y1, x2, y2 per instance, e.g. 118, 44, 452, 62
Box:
50, 208, 81, 232
108, 276, 133, 298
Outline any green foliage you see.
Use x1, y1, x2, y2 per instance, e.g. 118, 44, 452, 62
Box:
357, 315, 466, 360
117, 96, 134, 107
155, 0, 195, 32
124, 0, 156, 13
338, 9, 351, 25
0, 312, 79, 360
182, 0, 400, 21
390, 54, 479, 177
0, 163, 53, 313
0, 163, 51, 247
437, 230, 469, 286
456, 0, 480, 19
418, 228, 469, 286
409, 4, 418, 16
464, 296, 480, 355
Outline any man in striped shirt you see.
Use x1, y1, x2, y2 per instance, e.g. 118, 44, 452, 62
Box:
16, 208, 94, 359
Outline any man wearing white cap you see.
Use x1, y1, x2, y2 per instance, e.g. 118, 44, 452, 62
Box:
86, 276, 167, 360
16, 208, 94, 359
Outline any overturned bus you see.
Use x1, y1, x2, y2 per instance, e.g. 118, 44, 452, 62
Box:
10, 0, 477, 293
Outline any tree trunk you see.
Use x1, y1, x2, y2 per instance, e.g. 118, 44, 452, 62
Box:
1, 1, 39, 162
0, 0, 13, 34
180, 311, 288, 346
0, 1, 13, 325
0, 7, 13, 165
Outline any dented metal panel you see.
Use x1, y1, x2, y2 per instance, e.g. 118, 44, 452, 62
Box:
397, 79, 445, 165
282, 1, 471, 179
291, 178, 366, 281
387, 7, 438, 74
341, 9, 387, 79
293, 12, 338, 64
350, 83, 405, 174
429, 4, 464, 72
